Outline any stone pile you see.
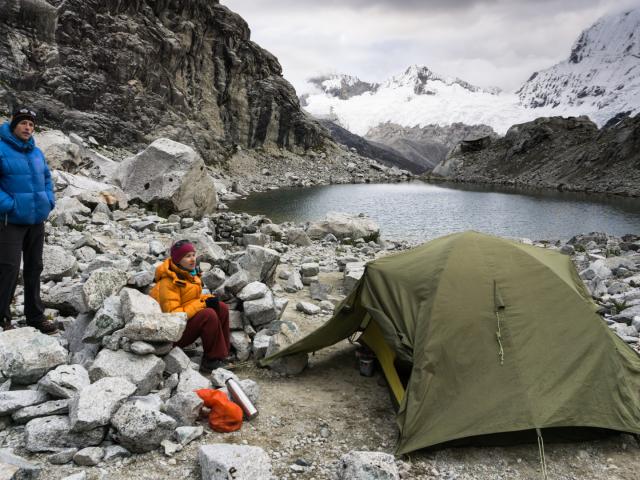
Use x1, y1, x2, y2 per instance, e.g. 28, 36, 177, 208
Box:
0, 130, 638, 478
567, 233, 640, 347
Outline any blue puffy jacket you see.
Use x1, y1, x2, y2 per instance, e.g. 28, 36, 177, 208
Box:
0, 122, 55, 225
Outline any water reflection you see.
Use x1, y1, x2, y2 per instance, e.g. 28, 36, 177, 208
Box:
228, 181, 640, 242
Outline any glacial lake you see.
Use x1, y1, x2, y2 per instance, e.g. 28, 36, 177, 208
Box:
228, 182, 640, 243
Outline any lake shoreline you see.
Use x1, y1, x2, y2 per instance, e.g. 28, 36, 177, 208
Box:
226, 182, 640, 244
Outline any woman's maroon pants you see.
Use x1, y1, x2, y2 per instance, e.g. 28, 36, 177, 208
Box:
176, 302, 230, 360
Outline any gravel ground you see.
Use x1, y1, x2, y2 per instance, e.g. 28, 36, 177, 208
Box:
2, 257, 640, 480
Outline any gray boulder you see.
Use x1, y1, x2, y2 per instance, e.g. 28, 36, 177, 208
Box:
165, 392, 204, 427
300, 263, 320, 277
243, 233, 268, 247
284, 270, 304, 293
47, 448, 78, 465
12, 399, 70, 424
223, 270, 249, 296
111, 402, 177, 453
130, 341, 156, 355
286, 228, 312, 246
164, 347, 192, 375
42, 245, 79, 281
75, 246, 97, 263
181, 233, 226, 263
176, 368, 210, 394
73, 447, 104, 466
113, 138, 217, 218
243, 291, 278, 327
229, 310, 244, 330
238, 246, 280, 286
237, 282, 269, 301
52, 171, 128, 210
119, 288, 162, 322
309, 282, 332, 301
24, 416, 105, 453
103, 445, 131, 462
38, 365, 91, 399
0, 328, 68, 384
174, 425, 204, 446
37, 130, 83, 171
251, 330, 273, 360
338, 451, 399, 480
0, 448, 41, 479
202, 268, 226, 291
230, 331, 251, 361
42, 281, 88, 315
296, 301, 321, 315
265, 333, 308, 375
82, 295, 124, 343
307, 212, 380, 242
344, 262, 366, 293
199, 444, 272, 480
0, 390, 49, 415
121, 312, 187, 343
89, 349, 165, 395
82, 268, 128, 311
69, 377, 137, 432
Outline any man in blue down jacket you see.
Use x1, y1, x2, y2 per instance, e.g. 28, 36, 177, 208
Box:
0, 107, 57, 334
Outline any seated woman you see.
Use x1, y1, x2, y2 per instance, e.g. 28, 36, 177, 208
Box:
150, 240, 230, 373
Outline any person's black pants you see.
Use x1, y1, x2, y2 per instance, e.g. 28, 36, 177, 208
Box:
0, 222, 45, 325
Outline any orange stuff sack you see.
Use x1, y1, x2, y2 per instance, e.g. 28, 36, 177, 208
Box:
196, 389, 243, 433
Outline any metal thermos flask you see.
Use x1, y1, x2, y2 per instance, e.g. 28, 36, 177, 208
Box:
226, 378, 258, 420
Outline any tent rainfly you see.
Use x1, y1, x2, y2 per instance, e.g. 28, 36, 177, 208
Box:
263, 231, 640, 454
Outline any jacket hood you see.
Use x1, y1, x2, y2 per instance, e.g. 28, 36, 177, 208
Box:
0, 122, 35, 153
154, 258, 197, 284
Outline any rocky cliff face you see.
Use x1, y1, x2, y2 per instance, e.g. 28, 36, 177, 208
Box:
365, 122, 497, 171
0, 0, 327, 164
315, 119, 425, 174
430, 115, 640, 197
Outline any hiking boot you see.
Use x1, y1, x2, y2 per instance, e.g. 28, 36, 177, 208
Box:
199, 357, 226, 374
28, 318, 59, 335
0, 319, 14, 331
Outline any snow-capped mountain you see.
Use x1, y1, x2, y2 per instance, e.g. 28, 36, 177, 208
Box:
302, 65, 536, 136
305, 74, 378, 100
302, 9, 640, 137
517, 9, 640, 124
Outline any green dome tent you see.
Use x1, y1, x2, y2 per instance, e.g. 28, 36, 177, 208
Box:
263, 231, 640, 454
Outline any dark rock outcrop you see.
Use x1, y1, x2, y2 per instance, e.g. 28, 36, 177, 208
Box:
316, 119, 425, 174
430, 115, 640, 197
0, 0, 327, 164
365, 122, 497, 171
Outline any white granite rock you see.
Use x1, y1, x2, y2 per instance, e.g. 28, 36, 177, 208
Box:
338, 451, 399, 480
69, 377, 137, 432
24, 416, 105, 453
199, 444, 272, 480
119, 288, 162, 322
89, 349, 165, 395
121, 312, 187, 343
38, 365, 91, 399
111, 402, 177, 453
0, 328, 68, 384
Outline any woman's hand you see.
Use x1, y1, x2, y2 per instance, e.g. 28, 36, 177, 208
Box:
205, 295, 219, 309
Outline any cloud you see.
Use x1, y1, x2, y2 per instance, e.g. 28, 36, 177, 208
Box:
223, 0, 640, 94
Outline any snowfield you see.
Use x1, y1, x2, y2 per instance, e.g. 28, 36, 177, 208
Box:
303, 8, 640, 136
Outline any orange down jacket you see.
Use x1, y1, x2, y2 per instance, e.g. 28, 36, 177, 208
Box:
149, 258, 212, 320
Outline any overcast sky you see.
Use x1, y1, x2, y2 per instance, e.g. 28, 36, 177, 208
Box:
223, 0, 640, 94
